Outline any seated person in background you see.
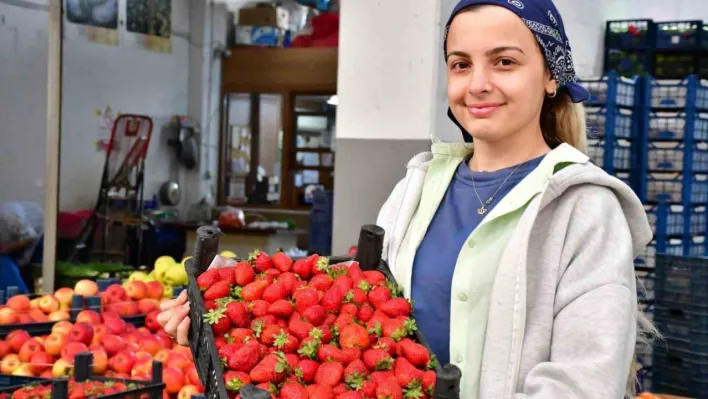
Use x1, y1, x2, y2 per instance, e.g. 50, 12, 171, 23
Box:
0, 201, 44, 292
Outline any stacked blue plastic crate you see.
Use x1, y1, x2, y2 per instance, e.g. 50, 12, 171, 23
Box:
652, 253, 708, 397
308, 189, 333, 255
637, 75, 708, 257
578, 71, 640, 188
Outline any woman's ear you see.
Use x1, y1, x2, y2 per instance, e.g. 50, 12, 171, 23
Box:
545, 79, 558, 96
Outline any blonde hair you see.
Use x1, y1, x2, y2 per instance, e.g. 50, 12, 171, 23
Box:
540, 91, 588, 153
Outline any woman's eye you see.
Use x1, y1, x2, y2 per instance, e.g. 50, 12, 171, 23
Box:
497, 58, 516, 67
451, 61, 470, 70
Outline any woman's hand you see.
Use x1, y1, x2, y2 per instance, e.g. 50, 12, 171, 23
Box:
157, 255, 236, 345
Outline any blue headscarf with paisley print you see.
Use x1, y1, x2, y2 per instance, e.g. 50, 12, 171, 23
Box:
444, 0, 590, 141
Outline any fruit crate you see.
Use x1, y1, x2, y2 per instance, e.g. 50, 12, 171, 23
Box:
655, 254, 708, 308
645, 173, 708, 204
646, 112, 708, 141
647, 77, 708, 111
586, 106, 635, 139
655, 20, 706, 50
586, 138, 632, 171
605, 19, 655, 50
0, 375, 51, 391
185, 225, 463, 399
578, 72, 639, 109
0, 352, 164, 399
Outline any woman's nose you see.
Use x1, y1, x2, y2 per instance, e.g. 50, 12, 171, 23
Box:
467, 68, 493, 96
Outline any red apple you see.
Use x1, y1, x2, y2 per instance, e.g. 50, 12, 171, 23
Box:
101, 334, 126, 356
145, 281, 164, 300
6, 295, 30, 312
48, 311, 71, 321
68, 322, 94, 346
138, 335, 162, 356
138, 299, 160, 314
76, 309, 101, 325
61, 342, 89, 362
52, 321, 73, 336
108, 351, 136, 374
37, 295, 60, 314
177, 385, 200, 399
52, 358, 73, 378
154, 349, 171, 364
17, 314, 32, 324
185, 365, 204, 392
173, 345, 193, 361
29, 352, 55, 375
53, 288, 74, 307
6, 330, 31, 353
0, 308, 18, 325
28, 308, 49, 322
0, 354, 20, 374
11, 364, 34, 377
18, 339, 43, 363
0, 341, 10, 358
92, 324, 108, 346
131, 354, 153, 377
74, 279, 99, 297
162, 366, 185, 394
43, 333, 68, 357
126, 281, 148, 301
104, 284, 127, 303
103, 317, 127, 335
91, 349, 108, 375
145, 311, 161, 333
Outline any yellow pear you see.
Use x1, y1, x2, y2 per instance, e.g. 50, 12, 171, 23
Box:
220, 250, 237, 259
128, 271, 150, 282
162, 284, 174, 298
154, 256, 176, 281
163, 263, 188, 286
145, 271, 157, 282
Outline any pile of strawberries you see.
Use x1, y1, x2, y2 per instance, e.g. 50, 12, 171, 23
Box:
0, 379, 139, 399
196, 251, 438, 399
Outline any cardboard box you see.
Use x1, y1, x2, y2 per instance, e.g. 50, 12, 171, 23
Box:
238, 5, 289, 31
235, 25, 286, 47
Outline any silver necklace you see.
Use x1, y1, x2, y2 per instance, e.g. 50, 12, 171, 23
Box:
469, 160, 526, 215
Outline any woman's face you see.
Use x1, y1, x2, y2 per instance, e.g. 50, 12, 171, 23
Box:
446, 6, 556, 144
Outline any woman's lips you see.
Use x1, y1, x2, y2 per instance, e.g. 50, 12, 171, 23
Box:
467, 103, 503, 118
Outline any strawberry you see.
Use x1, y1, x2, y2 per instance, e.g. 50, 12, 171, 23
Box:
294, 359, 320, 383
421, 370, 436, 395
340, 324, 371, 350
380, 298, 412, 318
228, 327, 255, 343
398, 339, 431, 368
318, 344, 344, 363
302, 305, 327, 326
250, 352, 290, 384
360, 380, 377, 398
312, 256, 330, 276
204, 280, 231, 300
321, 287, 346, 313
344, 359, 370, 383
308, 384, 336, 399
251, 299, 271, 317
264, 268, 282, 280
371, 371, 395, 387
292, 279, 308, 292
235, 261, 256, 286
333, 383, 349, 395
347, 262, 364, 278
292, 259, 312, 280
250, 250, 273, 273
335, 313, 356, 333
364, 271, 386, 286
363, 348, 394, 371
337, 391, 364, 399
205, 299, 219, 311
224, 371, 251, 392
215, 336, 227, 349
204, 308, 231, 336
268, 299, 294, 318
382, 318, 415, 341
315, 362, 345, 387
256, 382, 279, 397
262, 282, 288, 304
340, 347, 362, 365
219, 342, 242, 365
272, 251, 293, 272
229, 342, 261, 372
313, 326, 334, 344
393, 357, 422, 389
197, 269, 219, 290
329, 264, 349, 279
345, 288, 368, 307
225, 301, 251, 328
298, 337, 321, 360
260, 324, 284, 346
294, 287, 320, 313
280, 383, 309, 399
358, 304, 375, 322
368, 286, 392, 310
311, 274, 334, 291
332, 275, 353, 293
274, 332, 300, 353
376, 377, 403, 399
242, 280, 270, 301
341, 303, 359, 316
289, 315, 315, 340
373, 337, 397, 356
324, 313, 337, 326
218, 267, 238, 286
278, 272, 299, 294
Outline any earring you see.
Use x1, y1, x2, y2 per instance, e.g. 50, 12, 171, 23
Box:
548, 88, 557, 98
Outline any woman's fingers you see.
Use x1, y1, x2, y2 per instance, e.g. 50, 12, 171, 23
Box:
176, 316, 191, 346
162, 303, 190, 338
159, 289, 187, 312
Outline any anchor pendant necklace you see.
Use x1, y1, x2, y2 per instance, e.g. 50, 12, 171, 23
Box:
469, 158, 527, 215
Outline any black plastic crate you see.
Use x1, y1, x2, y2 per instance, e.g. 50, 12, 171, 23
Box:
186, 225, 463, 399
654, 316, 708, 354
656, 20, 705, 50
605, 49, 651, 76
0, 374, 51, 390
606, 19, 654, 50
656, 254, 708, 305
0, 353, 164, 399
655, 54, 696, 80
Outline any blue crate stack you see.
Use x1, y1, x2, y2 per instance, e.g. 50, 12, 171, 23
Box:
578, 71, 641, 188
308, 189, 333, 255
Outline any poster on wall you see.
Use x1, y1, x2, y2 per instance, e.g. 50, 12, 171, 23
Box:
65, 0, 119, 46
126, 0, 172, 54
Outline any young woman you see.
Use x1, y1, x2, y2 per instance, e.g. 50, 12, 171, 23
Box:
159, 0, 653, 397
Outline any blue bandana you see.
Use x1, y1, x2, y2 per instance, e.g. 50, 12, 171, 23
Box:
444, 0, 590, 140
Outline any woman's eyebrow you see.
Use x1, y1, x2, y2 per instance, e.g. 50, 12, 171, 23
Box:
445, 46, 525, 61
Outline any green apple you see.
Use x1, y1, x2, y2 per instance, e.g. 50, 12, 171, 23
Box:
162, 284, 174, 298
220, 250, 237, 259
163, 263, 188, 286
154, 256, 176, 282
128, 271, 150, 282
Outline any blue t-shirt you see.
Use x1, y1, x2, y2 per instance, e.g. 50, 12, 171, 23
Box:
410, 155, 544, 365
